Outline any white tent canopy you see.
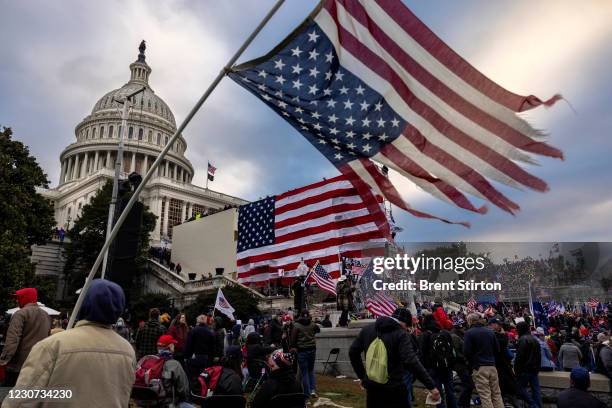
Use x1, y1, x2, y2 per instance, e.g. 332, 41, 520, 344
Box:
6, 302, 60, 316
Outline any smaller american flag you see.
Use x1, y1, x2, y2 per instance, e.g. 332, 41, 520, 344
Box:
350, 263, 367, 277
365, 292, 396, 317
587, 298, 600, 308
207, 162, 216, 182
466, 297, 477, 311
308, 261, 337, 296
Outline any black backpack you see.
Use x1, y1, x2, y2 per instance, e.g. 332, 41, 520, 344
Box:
431, 331, 455, 370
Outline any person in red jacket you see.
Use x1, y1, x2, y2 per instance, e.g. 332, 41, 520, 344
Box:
0, 288, 50, 387
167, 313, 189, 362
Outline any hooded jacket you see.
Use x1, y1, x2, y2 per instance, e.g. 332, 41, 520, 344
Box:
349, 316, 435, 390
3, 280, 136, 408
0, 288, 50, 372
291, 316, 320, 351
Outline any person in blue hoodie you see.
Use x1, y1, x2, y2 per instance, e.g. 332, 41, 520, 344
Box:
4, 279, 136, 408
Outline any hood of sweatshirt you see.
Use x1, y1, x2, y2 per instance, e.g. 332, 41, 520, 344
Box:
15, 288, 38, 308
77, 279, 125, 325
374, 316, 402, 333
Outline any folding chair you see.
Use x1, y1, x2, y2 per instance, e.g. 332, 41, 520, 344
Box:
322, 347, 340, 375
269, 392, 306, 408
190, 392, 246, 408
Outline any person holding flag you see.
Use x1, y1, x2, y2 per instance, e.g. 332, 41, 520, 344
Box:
214, 288, 235, 320
336, 274, 355, 327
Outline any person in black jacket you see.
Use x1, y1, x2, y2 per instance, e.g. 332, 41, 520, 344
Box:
556, 367, 607, 408
450, 319, 474, 408
514, 322, 542, 408
251, 349, 303, 408
349, 307, 440, 408
488, 318, 521, 406
463, 313, 504, 408
417, 312, 457, 408
246, 332, 275, 380
185, 314, 216, 380
264, 315, 283, 347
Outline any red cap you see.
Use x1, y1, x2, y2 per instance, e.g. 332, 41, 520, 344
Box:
157, 335, 178, 347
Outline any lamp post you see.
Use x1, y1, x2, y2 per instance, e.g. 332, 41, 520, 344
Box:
101, 86, 146, 279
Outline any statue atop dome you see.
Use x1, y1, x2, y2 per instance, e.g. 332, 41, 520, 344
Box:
137, 40, 146, 63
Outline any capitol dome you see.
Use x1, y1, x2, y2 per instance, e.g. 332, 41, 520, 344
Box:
58, 41, 193, 187
92, 84, 176, 127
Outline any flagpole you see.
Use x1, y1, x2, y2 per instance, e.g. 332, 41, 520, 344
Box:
67, 0, 286, 329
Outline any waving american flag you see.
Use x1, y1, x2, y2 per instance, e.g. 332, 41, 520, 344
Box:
230, 0, 562, 227
307, 261, 337, 296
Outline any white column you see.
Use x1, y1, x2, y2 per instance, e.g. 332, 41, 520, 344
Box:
106, 151, 111, 169
93, 151, 99, 172
173, 164, 177, 180
188, 203, 193, 218
143, 155, 148, 175
59, 160, 66, 184
181, 200, 186, 222
165, 160, 169, 178
152, 196, 162, 242
162, 197, 169, 236
73, 154, 80, 179
82, 153, 89, 176
130, 152, 136, 173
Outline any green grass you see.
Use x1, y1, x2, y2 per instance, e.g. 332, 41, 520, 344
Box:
314, 374, 428, 407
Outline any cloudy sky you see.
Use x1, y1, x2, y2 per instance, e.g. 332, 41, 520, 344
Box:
1, 0, 611, 242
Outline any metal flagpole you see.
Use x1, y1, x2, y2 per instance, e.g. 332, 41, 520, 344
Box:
67, 0, 286, 329
101, 86, 145, 279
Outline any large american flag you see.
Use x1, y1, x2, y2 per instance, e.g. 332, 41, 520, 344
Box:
308, 261, 337, 296
230, 0, 562, 227
236, 175, 386, 284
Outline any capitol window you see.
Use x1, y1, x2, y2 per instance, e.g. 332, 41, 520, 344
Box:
148, 130, 152, 143
157, 133, 161, 145
92, 128, 97, 139
138, 128, 144, 141
100, 126, 105, 138
109, 125, 114, 138
128, 126, 133, 139
85, 129, 89, 139
165, 136, 169, 145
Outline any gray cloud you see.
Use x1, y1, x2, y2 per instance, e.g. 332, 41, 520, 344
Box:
1, 0, 611, 241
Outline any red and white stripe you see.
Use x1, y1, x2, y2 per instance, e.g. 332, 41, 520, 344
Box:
315, 0, 562, 223
237, 176, 387, 284
366, 292, 397, 317
587, 298, 599, 308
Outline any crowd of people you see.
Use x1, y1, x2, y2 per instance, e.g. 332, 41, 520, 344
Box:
349, 301, 611, 408
0, 281, 610, 407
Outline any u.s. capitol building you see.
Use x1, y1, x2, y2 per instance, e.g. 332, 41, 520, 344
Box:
40, 42, 246, 245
